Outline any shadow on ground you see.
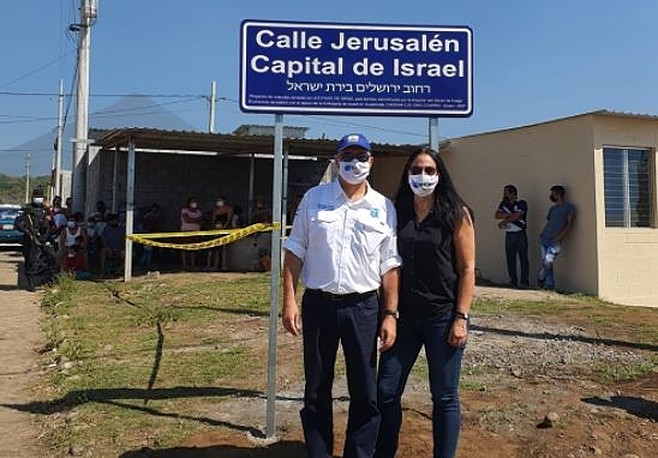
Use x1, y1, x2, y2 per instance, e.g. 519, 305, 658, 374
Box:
119, 441, 306, 458
1, 386, 262, 415
471, 324, 658, 352
581, 395, 658, 421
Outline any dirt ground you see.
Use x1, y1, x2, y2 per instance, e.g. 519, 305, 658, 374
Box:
127, 283, 658, 457
0, 247, 46, 457
0, 247, 656, 457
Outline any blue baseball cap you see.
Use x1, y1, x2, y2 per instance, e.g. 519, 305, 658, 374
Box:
337, 133, 371, 152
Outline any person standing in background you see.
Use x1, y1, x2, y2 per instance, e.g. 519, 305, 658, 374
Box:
180, 196, 204, 271
495, 184, 529, 289
140, 203, 161, 268
206, 197, 233, 271
537, 185, 576, 291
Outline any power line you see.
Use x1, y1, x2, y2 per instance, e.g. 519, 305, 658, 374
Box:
1, 90, 428, 141
0, 52, 74, 91
0, 99, 204, 125
0, 116, 58, 125
0, 91, 207, 98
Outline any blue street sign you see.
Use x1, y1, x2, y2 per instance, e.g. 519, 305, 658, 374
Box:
240, 20, 473, 117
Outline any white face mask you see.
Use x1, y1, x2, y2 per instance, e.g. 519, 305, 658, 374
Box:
216, 200, 225, 207
408, 173, 439, 197
338, 159, 371, 185
67, 221, 76, 229
32, 197, 44, 205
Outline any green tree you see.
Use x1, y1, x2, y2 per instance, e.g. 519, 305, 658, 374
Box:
0, 174, 51, 204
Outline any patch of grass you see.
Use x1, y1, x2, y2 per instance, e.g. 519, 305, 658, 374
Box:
473, 297, 561, 316
636, 322, 658, 343
401, 357, 494, 391
593, 356, 658, 382
460, 379, 487, 391
41, 273, 78, 309
37, 274, 272, 455
474, 403, 534, 433
460, 366, 498, 391
408, 354, 428, 380
474, 296, 658, 347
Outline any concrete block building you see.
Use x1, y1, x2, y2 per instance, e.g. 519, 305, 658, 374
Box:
440, 110, 658, 306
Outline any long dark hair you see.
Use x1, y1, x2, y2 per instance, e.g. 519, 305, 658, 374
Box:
394, 148, 471, 232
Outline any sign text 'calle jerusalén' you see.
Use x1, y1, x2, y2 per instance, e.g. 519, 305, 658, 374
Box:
240, 20, 473, 117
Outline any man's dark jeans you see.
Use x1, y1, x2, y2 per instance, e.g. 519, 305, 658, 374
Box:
301, 289, 380, 458
505, 231, 529, 287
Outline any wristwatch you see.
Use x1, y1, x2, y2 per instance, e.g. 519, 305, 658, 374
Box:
454, 311, 470, 321
383, 309, 399, 320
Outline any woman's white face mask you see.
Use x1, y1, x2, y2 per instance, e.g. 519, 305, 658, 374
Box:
408, 173, 439, 197
339, 159, 371, 185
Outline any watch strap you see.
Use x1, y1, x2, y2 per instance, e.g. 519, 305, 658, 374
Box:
383, 309, 399, 319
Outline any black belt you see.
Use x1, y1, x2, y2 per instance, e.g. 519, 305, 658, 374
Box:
305, 288, 377, 301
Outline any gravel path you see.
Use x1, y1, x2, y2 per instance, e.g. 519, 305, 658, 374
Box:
466, 313, 648, 379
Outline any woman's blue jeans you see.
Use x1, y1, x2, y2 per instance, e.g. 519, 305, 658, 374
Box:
376, 312, 465, 458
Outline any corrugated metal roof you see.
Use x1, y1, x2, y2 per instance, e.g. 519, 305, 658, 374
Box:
90, 127, 415, 157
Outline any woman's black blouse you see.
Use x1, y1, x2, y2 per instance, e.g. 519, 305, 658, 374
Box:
398, 211, 458, 318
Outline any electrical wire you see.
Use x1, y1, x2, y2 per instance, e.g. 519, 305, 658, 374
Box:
1, 93, 427, 141
0, 52, 74, 91
0, 91, 208, 98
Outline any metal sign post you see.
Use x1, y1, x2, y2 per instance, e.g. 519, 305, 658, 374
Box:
429, 117, 439, 151
265, 114, 284, 438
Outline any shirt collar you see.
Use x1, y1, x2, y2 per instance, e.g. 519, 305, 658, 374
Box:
332, 179, 372, 205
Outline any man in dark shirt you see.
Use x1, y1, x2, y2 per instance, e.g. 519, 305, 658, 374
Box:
495, 184, 529, 288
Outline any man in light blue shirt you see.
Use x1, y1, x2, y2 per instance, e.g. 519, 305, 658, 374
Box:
538, 185, 576, 290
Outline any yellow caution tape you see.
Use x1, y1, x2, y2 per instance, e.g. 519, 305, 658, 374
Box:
126, 223, 281, 251
136, 228, 234, 239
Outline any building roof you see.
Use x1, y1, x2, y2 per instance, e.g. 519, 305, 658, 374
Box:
90, 128, 415, 157
452, 109, 658, 141
231, 124, 310, 137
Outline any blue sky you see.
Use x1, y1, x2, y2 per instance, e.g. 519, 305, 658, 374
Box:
1, 0, 657, 175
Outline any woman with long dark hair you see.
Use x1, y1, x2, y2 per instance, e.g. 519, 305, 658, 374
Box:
375, 148, 475, 458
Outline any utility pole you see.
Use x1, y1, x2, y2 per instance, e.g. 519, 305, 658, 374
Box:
24, 153, 31, 204
55, 79, 64, 198
208, 81, 217, 133
71, 0, 98, 213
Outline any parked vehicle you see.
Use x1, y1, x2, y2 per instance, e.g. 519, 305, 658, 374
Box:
0, 204, 23, 244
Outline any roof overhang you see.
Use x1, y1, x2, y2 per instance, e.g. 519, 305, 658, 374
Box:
91, 128, 414, 158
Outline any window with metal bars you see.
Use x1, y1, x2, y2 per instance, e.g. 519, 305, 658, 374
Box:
603, 147, 653, 227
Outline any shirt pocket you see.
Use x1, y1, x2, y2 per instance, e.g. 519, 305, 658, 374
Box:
355, 215, 387, 257
309, 209, 339, 246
